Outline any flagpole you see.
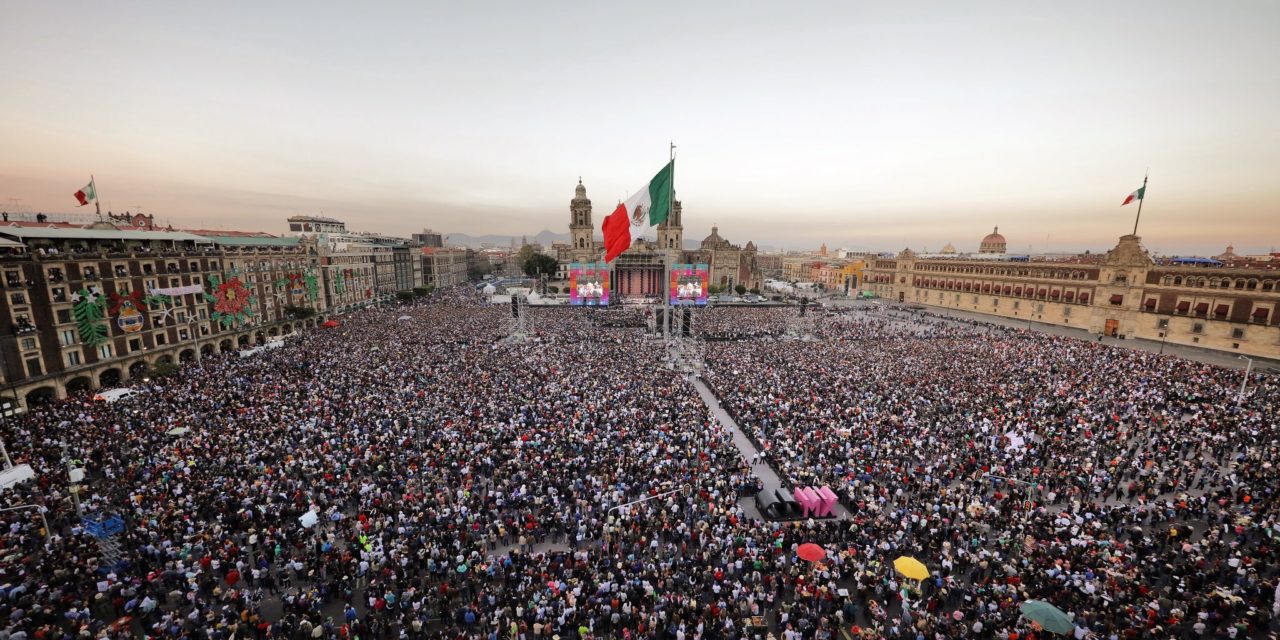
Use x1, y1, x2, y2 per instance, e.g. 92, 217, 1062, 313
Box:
91, 175, 101, 218
664, 142, 675, 342
1131, 172, 1147, 236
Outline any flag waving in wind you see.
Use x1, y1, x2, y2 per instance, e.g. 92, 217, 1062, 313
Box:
1121, 185, 1145, 206
601, 160, 674, 263
74, 179, 97, 206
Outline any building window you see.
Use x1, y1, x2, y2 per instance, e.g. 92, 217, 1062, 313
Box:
1192, 323, 1204, 334
1012, 300, 1020, 309
1157, 319, 1169, 329
66, 350, 82, 366
51, 287, 67, 303
1113, 274, 1127, 285
128, 338, 142, 353
178, 329, 189, 341
25, 358, 42, 377
9, 293, 25, 305
156, 333, 167, 345
60, 329, 76, 346
1231, 328, 1244, 339
1063, 307, 1071, 317
19, 337, 36, 351
98, 344, 112, 359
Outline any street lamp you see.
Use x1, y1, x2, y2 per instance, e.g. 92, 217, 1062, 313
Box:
186, 317, 203, 363
1237, 356, 1254, 403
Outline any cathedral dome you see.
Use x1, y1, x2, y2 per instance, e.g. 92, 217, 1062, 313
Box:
573, 178, 589, 202
978, 226, 1007, 254
702, 226, 724, 245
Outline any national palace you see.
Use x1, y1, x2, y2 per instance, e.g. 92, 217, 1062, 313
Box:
863, 231, 1280, 360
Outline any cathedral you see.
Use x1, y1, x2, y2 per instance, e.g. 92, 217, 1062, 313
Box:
563, 179, 762, 300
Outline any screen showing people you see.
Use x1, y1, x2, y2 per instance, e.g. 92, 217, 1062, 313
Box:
569, 262, 609, 306
669, 264, 709, 305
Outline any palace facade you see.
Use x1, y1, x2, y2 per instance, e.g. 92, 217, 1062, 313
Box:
863, 234, 1280, 359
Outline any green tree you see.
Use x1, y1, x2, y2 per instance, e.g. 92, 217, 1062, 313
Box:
413, 286, 433, 297
734, 284, 748, 295
522, 253, 558, 278
395, 291, 414, 301
283, 304, 316, 320
150, 361, 181, 378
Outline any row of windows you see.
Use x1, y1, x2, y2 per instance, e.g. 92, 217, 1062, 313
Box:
913, 265, 1092, 280
1158, 275, 1276, 291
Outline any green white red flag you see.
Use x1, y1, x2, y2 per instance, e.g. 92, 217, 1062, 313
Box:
1121, 185, 1144, 206
74, 180, 96, 206
601, 160, 674, 263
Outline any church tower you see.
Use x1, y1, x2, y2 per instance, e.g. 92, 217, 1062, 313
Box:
657, 197, 683, 251
569, 178, 596, 261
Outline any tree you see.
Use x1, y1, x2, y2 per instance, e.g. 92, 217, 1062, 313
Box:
150, 361, 180, 378
283, 304, 316, 320
523, 253, 558, 278
395, 291, 414, 301
750, 287, 760, 295
734, 284, 747, 295
413, 286, 433, 297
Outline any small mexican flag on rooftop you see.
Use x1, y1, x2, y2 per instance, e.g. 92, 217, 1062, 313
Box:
1121, 185, 1145, 206
601, 160, 674, 263
74, 180, 97, 206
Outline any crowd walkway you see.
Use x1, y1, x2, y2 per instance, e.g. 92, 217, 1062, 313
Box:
691, 374, 851, 521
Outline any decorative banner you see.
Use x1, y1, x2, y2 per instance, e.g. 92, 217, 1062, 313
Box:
148, 284, 204, 297
109, 290, 147, 334
72, 286, 108, 347
204, 274, 256, 327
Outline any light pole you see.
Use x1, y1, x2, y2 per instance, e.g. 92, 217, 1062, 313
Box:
1237, 356, 1254, 404
185, 317, 203, 364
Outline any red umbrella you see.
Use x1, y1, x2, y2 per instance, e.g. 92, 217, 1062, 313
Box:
797, 543, 826, 563
321, 320, 340, 328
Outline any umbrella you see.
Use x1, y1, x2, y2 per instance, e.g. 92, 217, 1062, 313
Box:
893, 556, 929, 581
796, 543, 826, 563
1019, 600, 1074, 635
321, 320, 340, 328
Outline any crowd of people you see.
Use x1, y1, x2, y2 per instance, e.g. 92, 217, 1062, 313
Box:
702, 304, 1280, 638
0, 294, 1276, 639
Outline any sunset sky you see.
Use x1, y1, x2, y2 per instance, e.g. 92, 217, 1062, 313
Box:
2, 2, 1277, 255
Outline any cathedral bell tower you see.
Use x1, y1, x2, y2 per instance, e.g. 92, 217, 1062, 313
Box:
657, 196, 683, 252
569, 178, 596, 261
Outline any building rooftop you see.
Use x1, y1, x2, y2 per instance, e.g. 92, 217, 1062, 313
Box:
0, 227, 212, 242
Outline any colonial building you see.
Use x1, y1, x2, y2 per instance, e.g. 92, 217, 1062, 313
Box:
863, 234, 1280, 359
421, 247, 469, 288
0, 221, 329, 409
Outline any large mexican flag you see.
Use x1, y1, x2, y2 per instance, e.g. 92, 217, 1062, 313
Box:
601, 160, 674, 263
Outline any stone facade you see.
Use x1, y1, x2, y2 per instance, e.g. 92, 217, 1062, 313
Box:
0, 224, 330, 410
863, 235, 1280, 360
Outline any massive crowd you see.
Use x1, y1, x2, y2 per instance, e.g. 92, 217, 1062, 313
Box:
703, 305, 1280, 638
0, 295, 1276, 639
